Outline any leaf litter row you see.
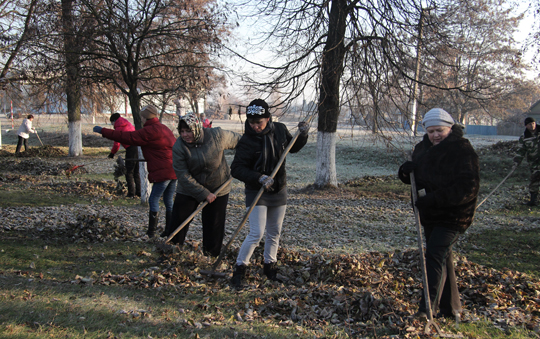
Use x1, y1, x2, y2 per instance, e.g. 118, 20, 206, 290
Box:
5, 204, 539, 338
3, 141, 540, 337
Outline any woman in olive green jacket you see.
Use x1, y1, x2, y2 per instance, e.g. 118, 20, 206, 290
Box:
164, 113, 241, 257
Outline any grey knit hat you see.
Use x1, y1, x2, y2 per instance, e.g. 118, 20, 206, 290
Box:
422, 108, 455, 128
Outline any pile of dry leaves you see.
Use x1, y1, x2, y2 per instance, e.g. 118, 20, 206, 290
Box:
0, 158, 79, 176
8, 145, 67, 158
69, 242, 539, 337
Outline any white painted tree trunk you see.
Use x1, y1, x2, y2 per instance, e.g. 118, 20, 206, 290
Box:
68, 121, 82, 157
315, 131, 338, 188
138, 147, 150, 205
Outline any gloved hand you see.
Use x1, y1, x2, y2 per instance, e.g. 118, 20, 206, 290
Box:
401, 161, 417, 175
108, 152, 115, 159
259, 175, 274, 191
415, 194, 436, 209
298, 121, 309, 134
93, 126, 103, 134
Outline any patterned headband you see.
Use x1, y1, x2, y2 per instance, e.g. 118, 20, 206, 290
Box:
247, 105, 266, 115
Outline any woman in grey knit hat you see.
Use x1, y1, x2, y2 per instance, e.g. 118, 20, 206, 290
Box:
398, 108, 480, 322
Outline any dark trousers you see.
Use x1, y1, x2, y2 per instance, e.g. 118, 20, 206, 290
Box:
168, 193, 229, 257
15, 136, 28, 153
419, 225, 462, 317
125, 146, 140, 196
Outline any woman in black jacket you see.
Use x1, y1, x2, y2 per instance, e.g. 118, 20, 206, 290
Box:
398, 108, 480, 321
230, 99, 309, 287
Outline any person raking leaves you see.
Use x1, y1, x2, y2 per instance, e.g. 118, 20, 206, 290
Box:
398, 108, 480, 322
93, 105, 177, 238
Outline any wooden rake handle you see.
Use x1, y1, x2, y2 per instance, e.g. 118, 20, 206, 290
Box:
409, 152, 434, 323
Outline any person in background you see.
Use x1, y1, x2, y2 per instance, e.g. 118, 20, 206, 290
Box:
108, 113, 140, 198
93, 105, 177, 238
16, 114, 36, 154
229, 99, 309, 288
164, 113, 241, 256
398, 108, 480, 322
513, 117, 540, 206
200, 112, 212, 128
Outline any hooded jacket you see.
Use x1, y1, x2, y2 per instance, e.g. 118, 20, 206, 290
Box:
110, 117, 136, 154
231, 119, 308, 203
398, 125, 480, 233
173, 126, 241, 202
101, 118, 176, 183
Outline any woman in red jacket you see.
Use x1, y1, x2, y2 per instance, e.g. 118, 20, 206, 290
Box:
94, 105, 177, 238
108, 113, 140, 198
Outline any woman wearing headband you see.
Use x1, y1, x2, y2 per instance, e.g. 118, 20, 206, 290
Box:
229, 99, 309, 288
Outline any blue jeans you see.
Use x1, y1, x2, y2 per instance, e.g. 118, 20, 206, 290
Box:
149, 180, 176, 213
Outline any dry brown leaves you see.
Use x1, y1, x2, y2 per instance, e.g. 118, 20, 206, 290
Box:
476, 140, 519, 156
68, 241, 540, 337
0, 158, 82, 176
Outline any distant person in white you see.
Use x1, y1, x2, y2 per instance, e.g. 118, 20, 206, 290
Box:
16, 114, 36, 154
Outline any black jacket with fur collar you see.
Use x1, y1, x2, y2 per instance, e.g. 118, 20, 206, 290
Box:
399, 125, 480, 233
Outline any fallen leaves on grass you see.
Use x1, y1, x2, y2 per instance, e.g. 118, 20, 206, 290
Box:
14, 145, 67, 158
0, 158, 84, 176
83, 244, 540, 337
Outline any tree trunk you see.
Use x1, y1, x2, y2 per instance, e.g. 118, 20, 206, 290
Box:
138, 147, 150, 204
315, 0, 347, 188
128, 89, 142, 129
315, 131, 337, 187
62, 0, 82, 157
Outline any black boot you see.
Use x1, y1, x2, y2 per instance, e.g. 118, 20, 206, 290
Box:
147, 211, 158, 238
526, 192, 538, 206
230, 264, 247, 288
160, 210, 172, 237
264, 262, 282, 282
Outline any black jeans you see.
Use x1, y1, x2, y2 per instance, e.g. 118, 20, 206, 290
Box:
168, 193, 229, 257
419, 225, 462, 317
15, 136, 28, 153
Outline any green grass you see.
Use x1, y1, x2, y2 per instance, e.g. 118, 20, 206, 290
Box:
0, 240, 349, 339
0, 238, 153, 280
1, 141, 540, 338
459, 229, 540, 278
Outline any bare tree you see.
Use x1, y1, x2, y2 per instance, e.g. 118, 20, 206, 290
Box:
0, 0, 37, 87
229, 0, 530, 187
417, 0, 529, 124
79, 0, 229, 129
229, 0, 426, 187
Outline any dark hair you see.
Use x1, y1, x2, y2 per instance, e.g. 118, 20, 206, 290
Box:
27, 114, 34, 119
177, 119, 190, 133
110, 113, 121, 123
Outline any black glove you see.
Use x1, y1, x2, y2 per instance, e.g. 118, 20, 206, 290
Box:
108, 153, 115, 159
415, 194, 436, 209
298, 121, 309, 134
401, 161, 417, 175
259, 175, 274, 191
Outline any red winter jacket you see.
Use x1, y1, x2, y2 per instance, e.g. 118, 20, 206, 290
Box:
110, 117, 135, 154
101, 118, 177, 183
